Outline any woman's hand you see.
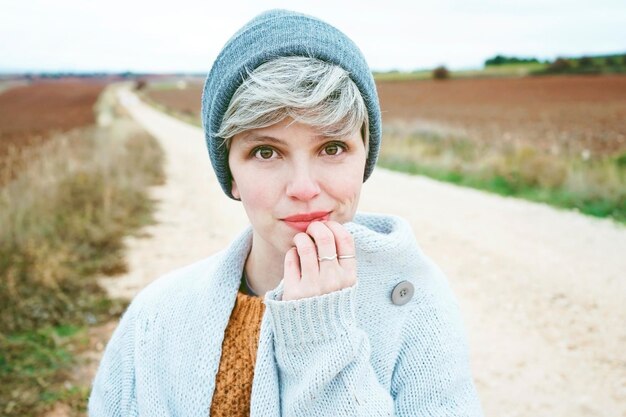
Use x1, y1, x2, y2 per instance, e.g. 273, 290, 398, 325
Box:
282, 220, 357, 301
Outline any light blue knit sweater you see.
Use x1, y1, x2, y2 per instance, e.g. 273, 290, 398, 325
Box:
89, 212, 483, 416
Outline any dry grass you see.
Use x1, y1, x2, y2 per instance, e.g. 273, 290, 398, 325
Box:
0, 120, 163, 333
0, 85, 165, 416
380, 122, 626, 222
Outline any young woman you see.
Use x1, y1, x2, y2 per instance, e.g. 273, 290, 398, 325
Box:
89, 9, 483, 417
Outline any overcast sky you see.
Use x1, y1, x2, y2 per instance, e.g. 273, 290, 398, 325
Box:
1, 0, 624, 73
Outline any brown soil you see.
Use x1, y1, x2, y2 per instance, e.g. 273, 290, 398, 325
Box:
145, 88, 200, 117
146, 74, 626, 156
377, 75, 626, 155
0, 80, 107, 157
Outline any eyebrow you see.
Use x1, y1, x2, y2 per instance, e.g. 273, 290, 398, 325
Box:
239, 133, 330, 145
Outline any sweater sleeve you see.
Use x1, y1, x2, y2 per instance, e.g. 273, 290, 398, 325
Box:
88, 303, 138, 417
264, 284, 394, 415
264, 282, 483, 416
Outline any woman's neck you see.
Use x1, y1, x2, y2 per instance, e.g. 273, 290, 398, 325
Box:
243, 233, 285, 297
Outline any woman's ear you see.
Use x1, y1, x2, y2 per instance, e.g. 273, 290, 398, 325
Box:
231, 178, 240, 199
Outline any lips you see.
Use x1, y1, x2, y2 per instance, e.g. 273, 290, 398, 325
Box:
282, 211, 331, 232
282, 211, 331, 222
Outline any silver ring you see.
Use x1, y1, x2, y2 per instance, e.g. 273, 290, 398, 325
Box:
318, 254, 337, 262
338, 254, 356, 259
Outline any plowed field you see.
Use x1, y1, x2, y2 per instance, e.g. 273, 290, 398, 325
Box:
377, 75, 626, 156
0, 80, 106, 156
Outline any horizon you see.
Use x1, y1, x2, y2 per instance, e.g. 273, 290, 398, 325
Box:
2, 0, 625, 74
3, 51, 625, 76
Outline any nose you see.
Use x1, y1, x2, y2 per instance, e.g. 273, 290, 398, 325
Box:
285, 163, 321, 201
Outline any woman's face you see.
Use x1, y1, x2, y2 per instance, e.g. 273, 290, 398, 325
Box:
228, 117, 367, 255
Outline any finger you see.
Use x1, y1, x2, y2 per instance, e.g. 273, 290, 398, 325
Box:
283, 247, 301, 286
305, 221, 338, 267
322, 220, 357, 273
292, 232, 319, 281
282, 247, 301, 301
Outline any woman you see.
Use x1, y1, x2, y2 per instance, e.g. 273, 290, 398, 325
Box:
89, 9, 483, 417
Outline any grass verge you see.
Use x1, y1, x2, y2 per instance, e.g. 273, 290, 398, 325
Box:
1, 325, 91, 416
0, 86, 165, 416
379, 125, 626, 225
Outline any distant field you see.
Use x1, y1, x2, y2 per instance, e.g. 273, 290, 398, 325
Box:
143, 87, 200, 117
0, 80, 107, 157
373, 62, 549, 81
377, 75, 626, 156
374, 75, 626, 222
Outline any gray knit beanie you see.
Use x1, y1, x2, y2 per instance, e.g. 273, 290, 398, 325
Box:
201, 9, 382, 200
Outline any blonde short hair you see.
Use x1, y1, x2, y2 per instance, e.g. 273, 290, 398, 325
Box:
216, 56, 369, 152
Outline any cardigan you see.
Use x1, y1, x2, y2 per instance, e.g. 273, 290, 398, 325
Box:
210, 289, 265, 416
88, 211, 484, 416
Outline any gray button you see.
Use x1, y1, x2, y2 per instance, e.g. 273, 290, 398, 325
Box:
391, 281, 414, 306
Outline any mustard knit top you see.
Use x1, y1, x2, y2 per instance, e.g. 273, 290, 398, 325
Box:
209, 279, 265, 417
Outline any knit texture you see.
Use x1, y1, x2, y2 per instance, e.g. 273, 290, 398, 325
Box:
89, 212, 484, 416
201, 9, 382, 199
210, 290, 265, 417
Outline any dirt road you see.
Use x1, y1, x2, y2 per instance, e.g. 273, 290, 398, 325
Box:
100, 87, 626, 417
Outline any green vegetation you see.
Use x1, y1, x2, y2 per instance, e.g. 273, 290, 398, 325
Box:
0, 86, 165, 416
457, 62, 548, 78
373, 52, 626, 81
379, 125, 626, 225
485, 55, 541, 66
530, 53, 626, 76
1, 326, 90, 416
373, 69, 433, 81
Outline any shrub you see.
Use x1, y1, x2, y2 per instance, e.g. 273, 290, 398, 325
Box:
433, 66, 449, 80
135, 79, 147, 90
548, 58, 572, 73
579, 56, 594, 67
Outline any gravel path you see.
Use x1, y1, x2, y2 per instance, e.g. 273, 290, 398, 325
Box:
102, 88, 626, 417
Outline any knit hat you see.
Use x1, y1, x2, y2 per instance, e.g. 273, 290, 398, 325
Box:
201, 9, 382, 200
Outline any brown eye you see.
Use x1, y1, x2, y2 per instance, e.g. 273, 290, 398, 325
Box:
254, 147, 276, 160
323, 142, 346, 156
